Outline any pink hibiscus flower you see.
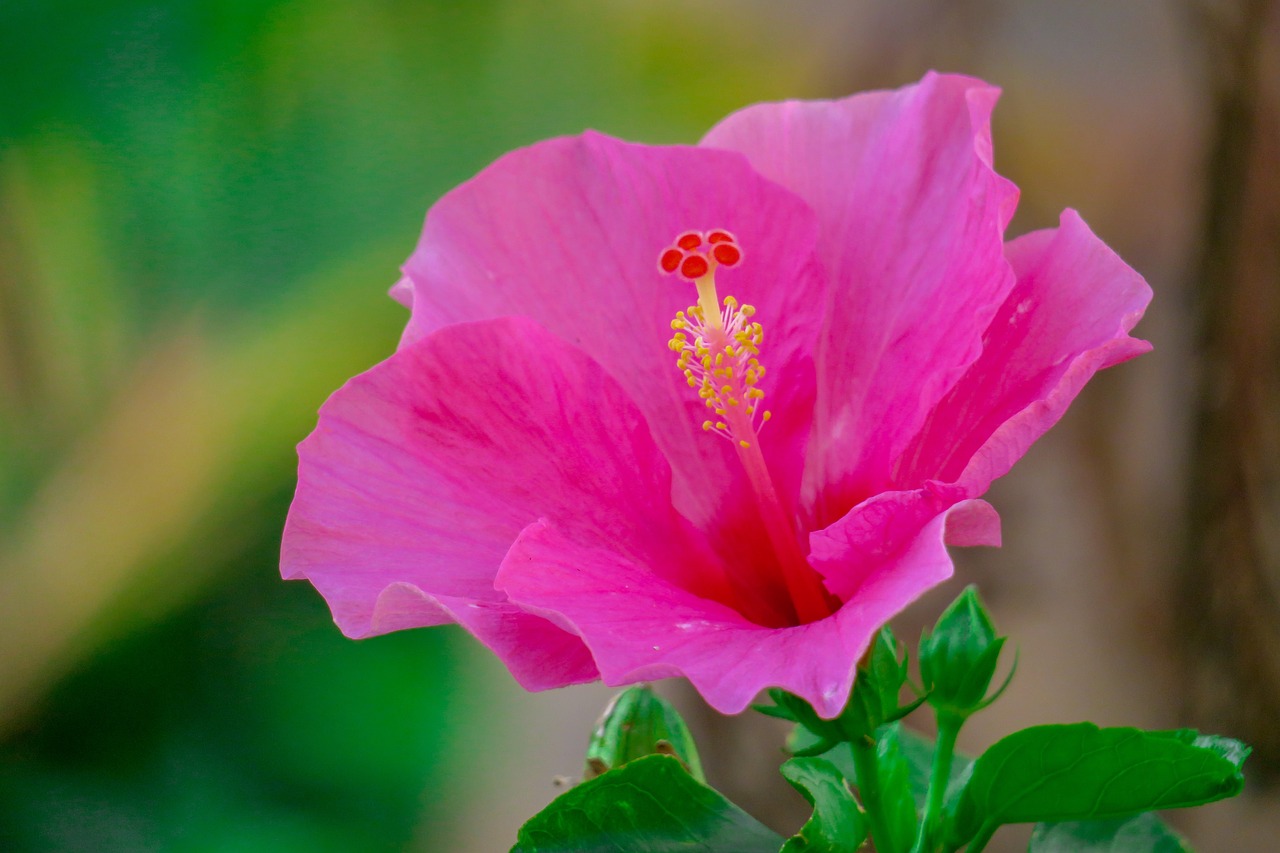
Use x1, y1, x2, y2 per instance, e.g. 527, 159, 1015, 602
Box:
281, 72, 1151, 717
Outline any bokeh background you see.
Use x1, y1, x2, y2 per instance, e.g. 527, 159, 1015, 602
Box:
2, 1, 1277, 850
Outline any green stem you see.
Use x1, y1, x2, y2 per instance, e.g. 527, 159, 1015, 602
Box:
850, 736, 904, 853
965, 822, 997, 852
912, 712, 962, 853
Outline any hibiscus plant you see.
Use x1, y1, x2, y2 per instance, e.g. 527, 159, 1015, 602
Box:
512, 589, 1247, 852
281, 73, 1250, 850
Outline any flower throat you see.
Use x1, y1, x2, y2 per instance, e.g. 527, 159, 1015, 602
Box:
658, 230, 832, 625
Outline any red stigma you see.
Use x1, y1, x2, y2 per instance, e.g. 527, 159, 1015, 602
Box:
680, 254, 710, 279
659, 247, 684, 274
676, 231, 703, 250
711, 242, 741, 267
658, 227, 743, 281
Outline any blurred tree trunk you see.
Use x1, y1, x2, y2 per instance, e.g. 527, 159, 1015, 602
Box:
1179, 0, 1280, 779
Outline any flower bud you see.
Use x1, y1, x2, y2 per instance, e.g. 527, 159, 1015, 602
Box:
919, 586, 1008, 716
584, 684, 704, 782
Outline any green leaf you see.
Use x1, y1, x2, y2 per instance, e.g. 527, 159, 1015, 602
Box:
951, 724, 1249, 844
873, 724, 921, 850
1030, 813, 1193, 852
584, 685, 704, 782
780, 757, 867, 853
512, 755, 783, 853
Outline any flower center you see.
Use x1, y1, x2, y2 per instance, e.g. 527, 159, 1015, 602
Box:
658, 230, 833, 625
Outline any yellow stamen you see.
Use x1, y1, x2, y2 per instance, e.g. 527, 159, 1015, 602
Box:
662, 233, 833, 627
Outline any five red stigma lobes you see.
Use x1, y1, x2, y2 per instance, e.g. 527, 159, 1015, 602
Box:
657, 229, 743, 280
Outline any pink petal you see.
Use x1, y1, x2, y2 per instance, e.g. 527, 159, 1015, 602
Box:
702, 72, 1021, 528
808, 483, 999, 600
282, 316, 727, 687
894, 209, 1153, 494
388, 275, 414, 311
397, 132, 826, 569
374, 584, 595, 691
499, 506, 977, 717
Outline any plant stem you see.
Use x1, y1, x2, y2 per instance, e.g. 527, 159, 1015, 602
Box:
964, 822, 997, 852
911, 712, 962, 853
850, 736, 903, 853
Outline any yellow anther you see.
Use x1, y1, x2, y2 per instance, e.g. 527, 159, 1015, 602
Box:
665, 262, 770, 444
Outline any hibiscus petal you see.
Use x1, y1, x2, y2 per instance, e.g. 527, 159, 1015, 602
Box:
373, 584, 595, 691
702, 72, 1021, 527
500, 506, 974, 717
397, 132, 826, 570
282, 316, 727, 685
807, 480, 997, 600
894, 209, 1153, 493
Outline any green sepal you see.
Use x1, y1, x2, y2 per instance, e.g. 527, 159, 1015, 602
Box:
1029, 813, 1193, 852
790, 736, 844, 759
949, 723, 1249, 846
841, 627, 912, 739
583, 684, 704, 782
757, 688, 837, 732
919, 586, 1008, 716
761, 627, 913, 748
512, 754, 781, 853
780, 757, 867, 853
786, 721, 847, 764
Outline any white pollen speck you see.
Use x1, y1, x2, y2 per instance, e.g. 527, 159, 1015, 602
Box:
652, 645, 660, 651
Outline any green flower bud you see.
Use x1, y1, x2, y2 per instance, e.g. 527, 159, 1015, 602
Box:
919, 586, 1008, 716
583, 684, 704, 782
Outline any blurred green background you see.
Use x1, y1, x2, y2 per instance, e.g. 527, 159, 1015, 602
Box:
2, 1, 1277, 850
